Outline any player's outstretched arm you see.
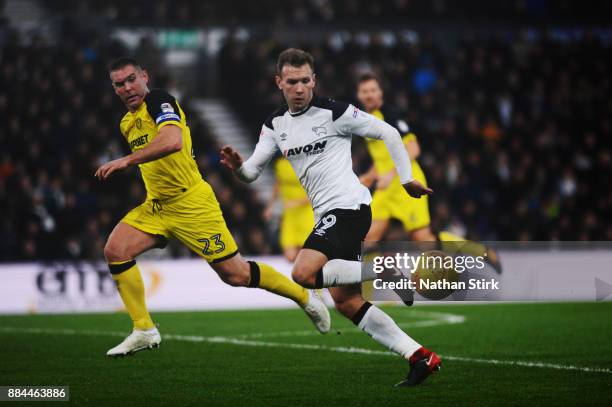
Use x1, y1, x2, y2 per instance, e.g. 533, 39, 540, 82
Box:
220, 129, 278, 183
95, 125, 182, 181
343, 108, 433, 198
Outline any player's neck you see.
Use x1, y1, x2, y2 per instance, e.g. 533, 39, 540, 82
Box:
288, 94, 314, 114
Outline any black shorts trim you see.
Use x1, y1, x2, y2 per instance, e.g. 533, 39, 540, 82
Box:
155, 234, 168, 249
209, 249, 239, 264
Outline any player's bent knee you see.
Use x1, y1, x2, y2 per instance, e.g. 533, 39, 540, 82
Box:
216, 261, 250, 287
104, 240, 129, 263
291, 266, 316, 288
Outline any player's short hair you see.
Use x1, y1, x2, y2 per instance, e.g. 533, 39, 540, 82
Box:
276, 48, 314, 74
357, 72, 382, 87
108, 57, 142, 73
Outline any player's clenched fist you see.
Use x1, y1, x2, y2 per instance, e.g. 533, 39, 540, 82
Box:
220, 146, 244, 170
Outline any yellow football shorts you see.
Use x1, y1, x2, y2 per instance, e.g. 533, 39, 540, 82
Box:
371, 162, 431, 232
279, 205, 315, 249
121, 180, 238, 263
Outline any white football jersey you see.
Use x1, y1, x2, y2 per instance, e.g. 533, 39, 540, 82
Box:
239, 95, 412, 221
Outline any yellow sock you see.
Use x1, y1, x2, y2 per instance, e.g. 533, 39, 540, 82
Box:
109, 260, 155, 330
438, 231, 487, 257
249, 261, 309, 306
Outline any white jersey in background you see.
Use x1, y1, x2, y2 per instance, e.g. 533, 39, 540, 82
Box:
237, 95, 413, 221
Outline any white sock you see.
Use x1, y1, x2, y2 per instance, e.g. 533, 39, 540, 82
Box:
321, 259, 376, 287
357, 305, 421, 359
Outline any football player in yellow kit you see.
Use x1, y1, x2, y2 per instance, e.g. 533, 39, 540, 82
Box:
264, 157, 314, 262
95, 58, 330, 356
356, 73, 501, 272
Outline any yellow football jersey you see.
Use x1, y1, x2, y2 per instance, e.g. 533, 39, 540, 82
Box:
274, 157, 309, 203
119, 89, 201, 199
366, 109, 416, 173
366, 107, 421, 189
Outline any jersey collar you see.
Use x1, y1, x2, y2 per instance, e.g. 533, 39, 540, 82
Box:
288, 94, 317, 117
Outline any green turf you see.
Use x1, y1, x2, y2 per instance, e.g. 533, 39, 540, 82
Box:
1, 302, 611, 406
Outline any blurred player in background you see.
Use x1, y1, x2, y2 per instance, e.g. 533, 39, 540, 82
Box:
221, 48, 440, 386
95, 57, 330, 357
356, 73, 502, 272
264, 156, 314, 262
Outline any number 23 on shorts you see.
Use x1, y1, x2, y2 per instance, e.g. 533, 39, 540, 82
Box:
197, 234, 226, 256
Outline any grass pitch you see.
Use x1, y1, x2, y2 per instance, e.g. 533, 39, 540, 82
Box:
1, 302, 611, 406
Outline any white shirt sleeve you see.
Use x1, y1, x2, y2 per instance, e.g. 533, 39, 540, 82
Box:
334, 104, 414, 184
235, 125, 278, 182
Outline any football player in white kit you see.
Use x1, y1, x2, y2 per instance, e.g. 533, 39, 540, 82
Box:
220, 48, 440, 386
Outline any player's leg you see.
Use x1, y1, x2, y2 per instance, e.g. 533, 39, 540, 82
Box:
209, 251, 308, 305
329, 284, 441, 386
169, 181, 330, 333
292, 205, 378, 289
203, 245, 331, 334
104, 222, 161, 331
434, 231, 502, 273
104, 210, 168, 356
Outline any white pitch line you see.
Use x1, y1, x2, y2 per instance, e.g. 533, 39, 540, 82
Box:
1, 326, 610, 374
235, 310, 466, 339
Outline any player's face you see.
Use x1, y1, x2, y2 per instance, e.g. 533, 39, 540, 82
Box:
110, 65, 150, 112
357, 79, 383, 113
275, 64, 316, 112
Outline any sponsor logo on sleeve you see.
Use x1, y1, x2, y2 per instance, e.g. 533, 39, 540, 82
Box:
161, 103, 175, 113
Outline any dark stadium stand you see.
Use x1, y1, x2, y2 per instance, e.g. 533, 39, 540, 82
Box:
1, 1, 610, 261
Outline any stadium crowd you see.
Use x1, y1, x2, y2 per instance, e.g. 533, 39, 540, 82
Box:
1, 2, 611, 261
219, 30, 612, 241
0, 26, 271, 261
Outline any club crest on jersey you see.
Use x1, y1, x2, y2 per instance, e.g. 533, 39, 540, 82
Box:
283, 140, 327, 158
161, 103, 174, 113
280, 133, 288, 141
135, 118, 142, 129
312, 126, 327, 136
